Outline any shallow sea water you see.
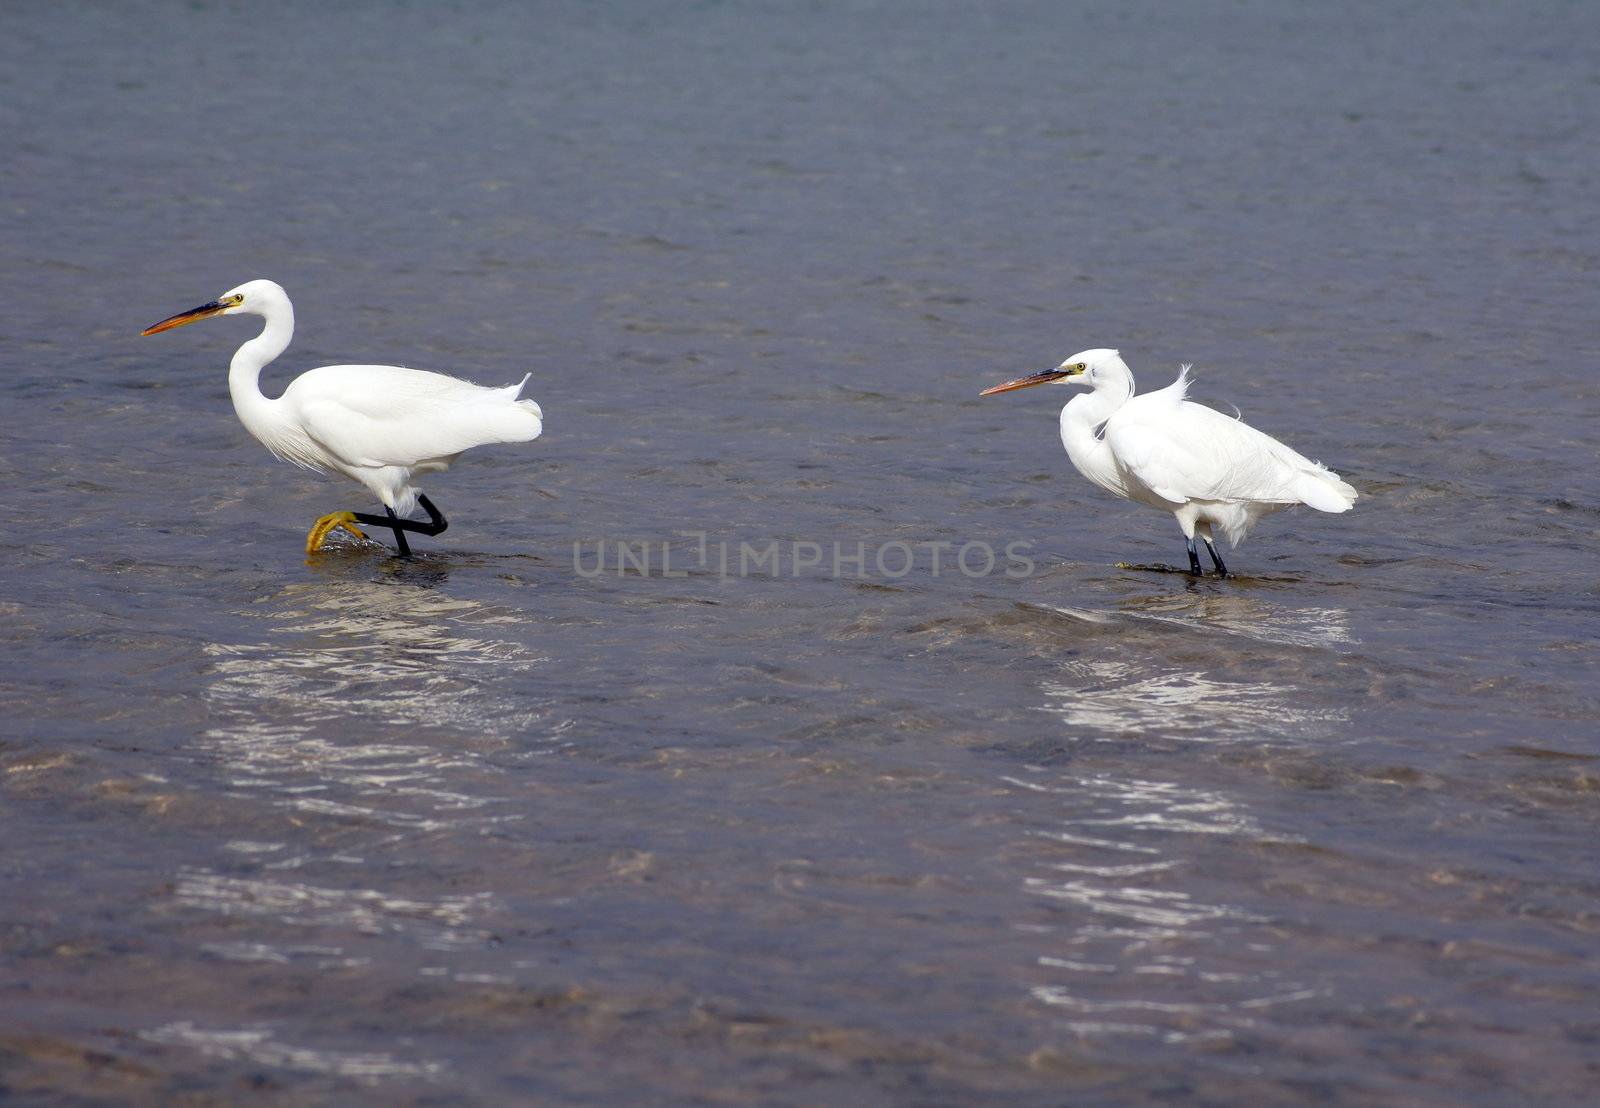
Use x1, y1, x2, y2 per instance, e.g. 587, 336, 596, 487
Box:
3, 2, 1599, 1103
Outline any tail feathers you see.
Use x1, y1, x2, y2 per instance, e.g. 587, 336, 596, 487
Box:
487, 373, 543, 441
497, 372, 534, 401
1297, 467, 1358, 513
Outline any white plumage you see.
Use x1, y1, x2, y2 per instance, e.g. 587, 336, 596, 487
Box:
982, 348, 1355, 575
143, 279, 542, 552
270, 362, 541, 515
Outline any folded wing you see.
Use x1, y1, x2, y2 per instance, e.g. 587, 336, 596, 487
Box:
1106, 396, 1354, 511
286, 364, 543, 470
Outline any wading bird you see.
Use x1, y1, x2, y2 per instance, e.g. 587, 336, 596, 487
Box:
142, 279, 543, 555
980, 349, 1355, 576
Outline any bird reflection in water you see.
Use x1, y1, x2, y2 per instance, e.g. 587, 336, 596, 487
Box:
1051, 590, 1356, 650
201, 580, 551, 804
1013, 771, 1325, 1044
1012, 593, 1346, 1043
1112, 590, 1356, 650
1037, 593, 1353, 741
178, 581, 553, 962
306, 544, 456, 587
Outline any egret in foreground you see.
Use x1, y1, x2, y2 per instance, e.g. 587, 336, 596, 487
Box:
142, 279, 543, 555
980, 349, 1355, 577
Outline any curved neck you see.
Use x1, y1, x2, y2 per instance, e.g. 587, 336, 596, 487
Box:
1059, 379, 1133, 490
228, 300, 293, 434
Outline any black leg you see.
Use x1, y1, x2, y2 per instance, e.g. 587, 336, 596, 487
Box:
1203, 539, 1228, 578
351, 495, 449, 556
1186, 537, 1202, 576
386, 508, 411, 556
416, 494, 448, 536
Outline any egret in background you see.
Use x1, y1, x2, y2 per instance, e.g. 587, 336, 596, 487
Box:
981, 349, 1355, 577
142, 280, 543, 555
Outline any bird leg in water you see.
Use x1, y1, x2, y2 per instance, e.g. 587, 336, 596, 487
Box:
305, 512, 369, 554
1203, 539, 1228, 578
350, 494, 449, 556
1181, 536, 1230, 577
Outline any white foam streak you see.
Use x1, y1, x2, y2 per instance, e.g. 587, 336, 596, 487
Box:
144, 1021, 443, 1083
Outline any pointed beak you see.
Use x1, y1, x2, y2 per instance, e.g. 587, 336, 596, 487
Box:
979, 368, 1072, 397
141, 300, 228, 336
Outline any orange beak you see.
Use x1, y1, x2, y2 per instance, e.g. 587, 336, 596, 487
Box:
979, 368, 1073, 397
141, 300, 228, 336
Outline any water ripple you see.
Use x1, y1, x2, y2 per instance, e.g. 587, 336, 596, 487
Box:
173, 869, 496, 950
1043, 659, 1346, 743
196, 582, 557, 840
1011, 743, 1321, 1042
142, 1021, 443, 1084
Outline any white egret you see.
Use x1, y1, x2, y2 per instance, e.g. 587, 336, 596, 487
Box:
981, 349, 1355, 576
142, 279, 543, 555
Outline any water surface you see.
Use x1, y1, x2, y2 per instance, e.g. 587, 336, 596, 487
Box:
3, 2, 1598, 1103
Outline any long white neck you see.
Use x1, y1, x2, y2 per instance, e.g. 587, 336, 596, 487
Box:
1058, 374, 1134, 496
228, 296, 294, 445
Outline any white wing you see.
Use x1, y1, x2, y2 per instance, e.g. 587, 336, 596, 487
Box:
1106, 389, 1351, 510
284, 364, 543, 469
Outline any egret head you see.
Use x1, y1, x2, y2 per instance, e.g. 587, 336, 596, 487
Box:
141, 278, 289, 335
980, 348, 1128, 396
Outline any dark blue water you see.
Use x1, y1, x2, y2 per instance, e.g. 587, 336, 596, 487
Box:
3, 2, 1598, 1102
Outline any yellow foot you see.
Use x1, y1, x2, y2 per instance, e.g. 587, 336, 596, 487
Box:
306, 511, 368, 554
